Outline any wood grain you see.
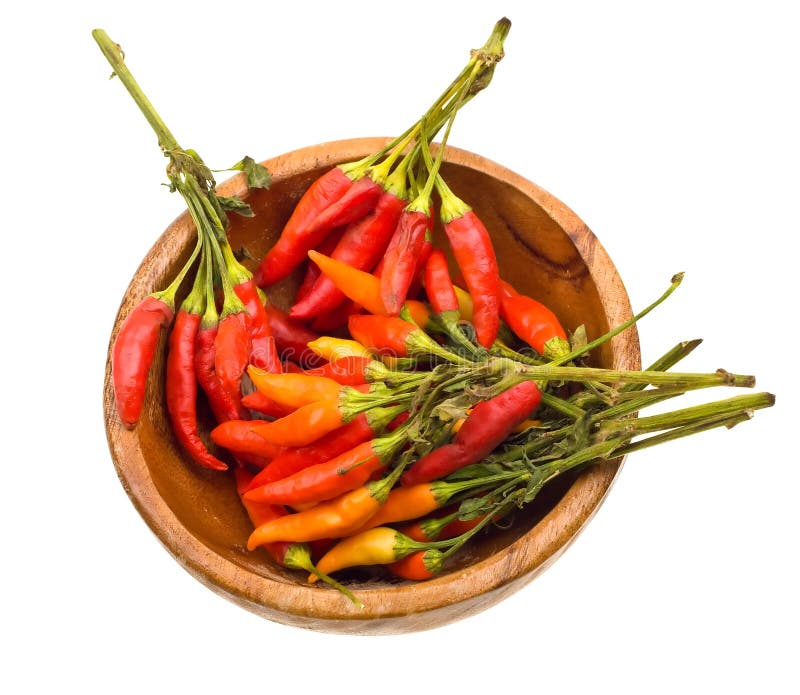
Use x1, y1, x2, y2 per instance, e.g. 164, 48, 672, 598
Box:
103, 138, 640, 634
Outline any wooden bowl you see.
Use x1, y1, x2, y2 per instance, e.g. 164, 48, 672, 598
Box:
103, 137, 640, 635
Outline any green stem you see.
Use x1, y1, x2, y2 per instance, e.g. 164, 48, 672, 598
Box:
151, 233, 203, 309
550, 273, 685, 367
92, 29, 179, 152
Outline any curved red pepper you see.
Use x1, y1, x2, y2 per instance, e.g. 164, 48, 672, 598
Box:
255, 167, 353, 287
402, 381, 541, 486
500, 292, 568, 355
194, 325, 248, 423
443, 210, 500, 348
214, 311, 250, 408
112, 295, 174, 428
348, 314, 415, 358
423, 248, 459, 315
166, 310, 228, 471
380, 209, 431, 315
233, 279, 281, 373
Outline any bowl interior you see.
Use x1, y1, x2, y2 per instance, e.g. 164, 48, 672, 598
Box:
104, 138, 639, 634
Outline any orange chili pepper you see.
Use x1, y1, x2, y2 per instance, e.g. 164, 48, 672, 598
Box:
307, 250, 388, 316
210, 419, 287, 460
247, 471, 399, 548
246, 368, 341, 410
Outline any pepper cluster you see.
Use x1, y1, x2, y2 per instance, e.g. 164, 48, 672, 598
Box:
97, 23, 774, 606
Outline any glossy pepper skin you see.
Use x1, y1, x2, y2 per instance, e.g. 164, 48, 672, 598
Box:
244, 439, 389, 507
290, 190, 405, 320
246, 369, 341, 410
166, 310, 228, 471
348, 315, 415, 357
498, 281, 569, 358
380, 208, 434, 315
402, 380, 542, 486
194, 325, 248, 423
255, 167, 353, 287
210, 419, 286, 460
246, 412, 380, 490
233, 279, 281, 373
247, 483, 385, 547
443, 210, 500, 348
214, 311, 250, 408
112, 295, 174, 428
423, 249, 459, 315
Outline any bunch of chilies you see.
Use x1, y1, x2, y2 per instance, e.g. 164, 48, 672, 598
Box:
103, 21, 773, 606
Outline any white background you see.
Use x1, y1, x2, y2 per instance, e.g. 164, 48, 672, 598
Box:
1, 1, 797, 693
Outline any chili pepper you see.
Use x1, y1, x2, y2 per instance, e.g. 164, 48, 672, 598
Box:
380, 208, 431, 315
301, 356, 374, 386
406, 226, 434, 301
453, 285, 473, 321
246, 369, 342, 410
306, 335, 373, 362
289, 186, 406, 320
245, 426, 406, 506
234, 468, 362, 606
262, 302, 325, 368
306, 250, 388, 316
195, 323, 248, 422
500, 289, 570, 361
353, 470, 520, 533
210, 419, 287, 460
246, 462, 405, 547
112, 295, 176, 428
112, 236, 202, 427
249, 381, 402, 448
240, 390, 289, 419
165, 253, 229, 471
424, 249, 458, 315
247, 405, 405, 490
295, 227, 345, 304
233, 279, 281, 373
348, 314, 468, 364
386, 549, 444, 581
402, 380, 542, 486
214, 310, 250, 403
254, 166, 354, 287
309, 527, 434, 580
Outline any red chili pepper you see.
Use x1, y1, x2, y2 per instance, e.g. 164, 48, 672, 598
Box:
424, 249, 459, 315
380, 208, 431, 315
194, 323, 248, 422
262, 302, 326, 368
246, 405, 404, 490
289, 190, 406, 320
233, 279, 281, 373
441, 204, 500, 348
112, 295, 175, 428
166, 308, 228, 471
498, 281, 570, 359
402, 380, 542, 486
214, 310, 250, 406
244, 428, 406, 507
210, 419, 287, 460
255, 167, 353, 287
301, 174, 382, 237
406, 225, 434, 301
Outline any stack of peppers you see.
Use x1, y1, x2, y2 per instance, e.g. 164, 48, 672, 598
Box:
98, 23, 774, 604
